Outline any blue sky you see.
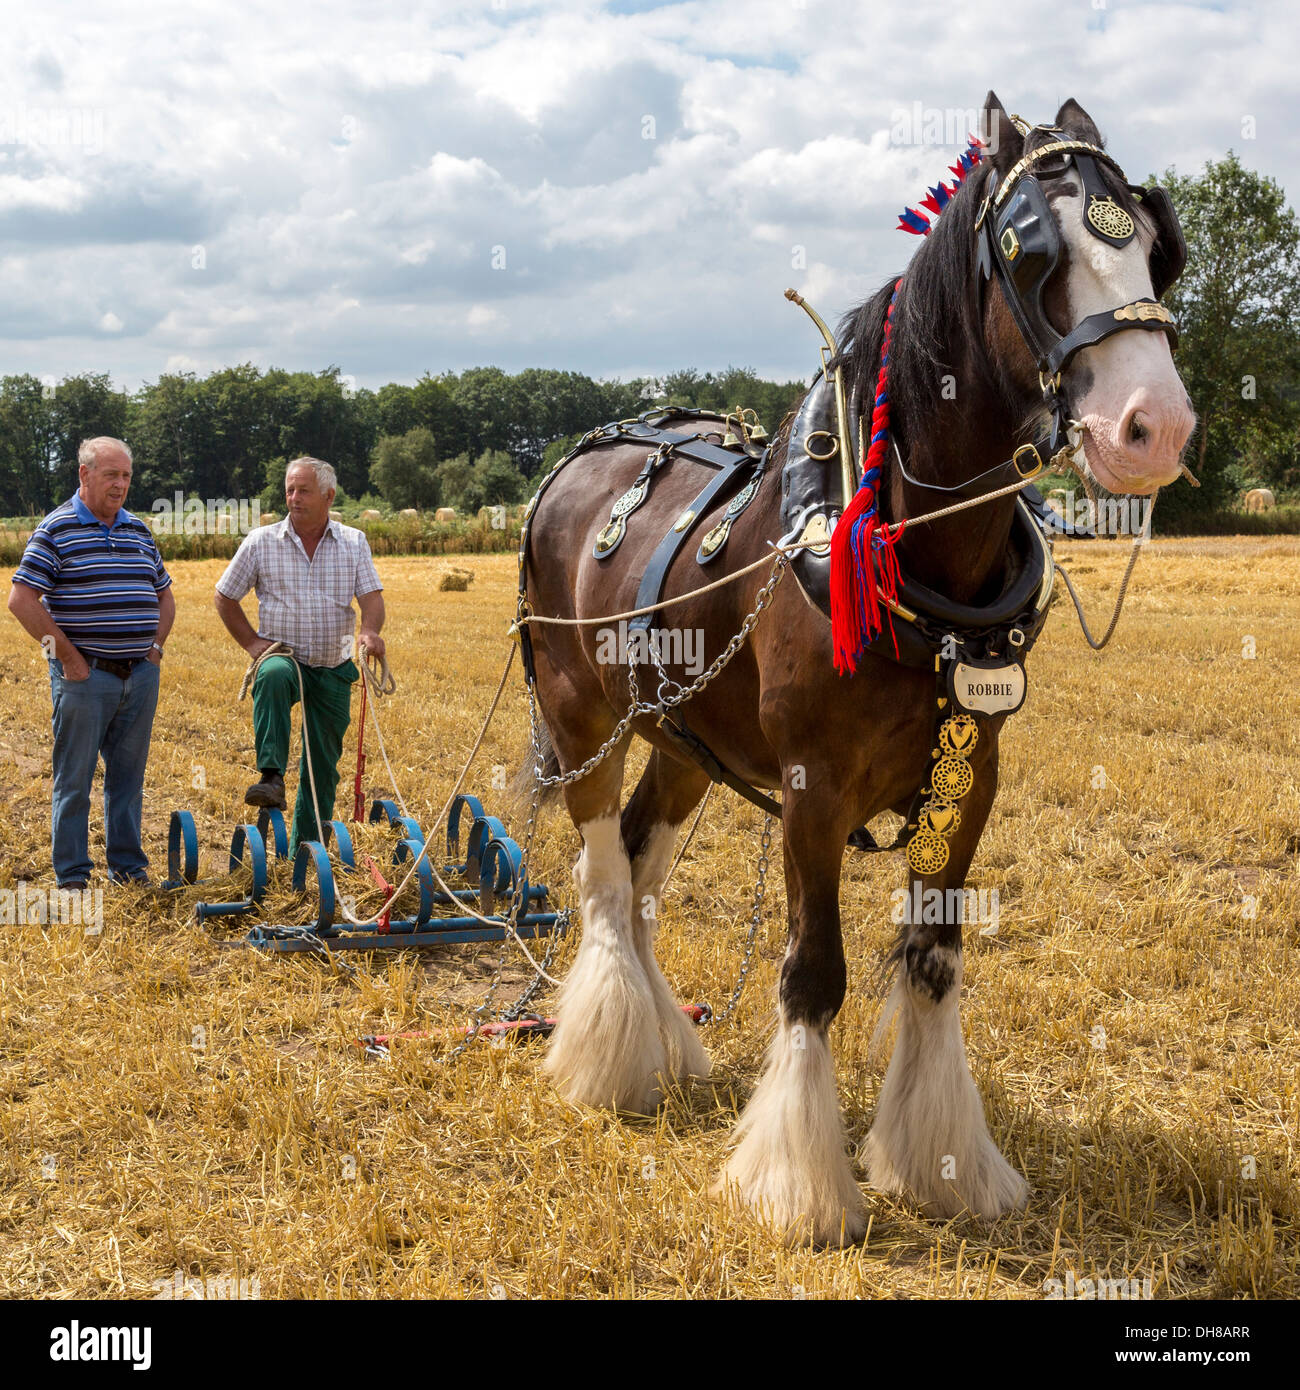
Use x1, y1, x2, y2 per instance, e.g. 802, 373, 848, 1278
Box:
0, 0, 1294, 391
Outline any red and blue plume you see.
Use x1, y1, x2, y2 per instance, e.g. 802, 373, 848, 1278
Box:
896, 134, 986, 238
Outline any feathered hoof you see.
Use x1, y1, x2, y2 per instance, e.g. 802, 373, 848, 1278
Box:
863, 1129, 1029, 1221
539, 995, 664, 1112
711, 1162, 868, 1248
657, 1000, 713, 1086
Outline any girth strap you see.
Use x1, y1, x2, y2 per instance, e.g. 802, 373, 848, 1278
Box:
656, 710, 783, 818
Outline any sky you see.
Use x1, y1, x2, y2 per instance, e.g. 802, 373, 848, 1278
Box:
0, 0, 1295, 393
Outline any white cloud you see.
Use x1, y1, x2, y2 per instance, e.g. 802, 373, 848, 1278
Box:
0, 0, 1293, 389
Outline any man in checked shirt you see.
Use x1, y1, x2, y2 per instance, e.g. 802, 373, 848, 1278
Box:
214, 457, 386, 858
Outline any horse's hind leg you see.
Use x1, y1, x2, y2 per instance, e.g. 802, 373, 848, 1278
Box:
620, 750, 713, 1086
862, 736, 1029, 1219
543, 731, 669, 1113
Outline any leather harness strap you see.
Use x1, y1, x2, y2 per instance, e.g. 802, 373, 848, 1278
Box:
655, 710, 783, 817
628, 443, 764, 635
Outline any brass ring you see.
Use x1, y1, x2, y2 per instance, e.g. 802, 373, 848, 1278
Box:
805, 431, 839, 461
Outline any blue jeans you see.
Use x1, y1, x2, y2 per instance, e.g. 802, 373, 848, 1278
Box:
48, 659, 161, 885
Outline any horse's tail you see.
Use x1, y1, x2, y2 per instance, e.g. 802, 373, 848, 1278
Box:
510, 714, 564, 813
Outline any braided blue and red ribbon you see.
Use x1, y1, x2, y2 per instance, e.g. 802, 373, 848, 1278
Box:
830, 134, 986, 675
830, 280, 906, 674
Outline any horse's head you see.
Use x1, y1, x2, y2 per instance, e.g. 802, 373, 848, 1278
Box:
979, 93, 1194, 494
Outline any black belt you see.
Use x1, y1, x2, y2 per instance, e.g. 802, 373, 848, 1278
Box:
76, 649, 146, 680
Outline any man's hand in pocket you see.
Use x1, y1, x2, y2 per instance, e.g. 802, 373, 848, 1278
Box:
62, 651, 91, 682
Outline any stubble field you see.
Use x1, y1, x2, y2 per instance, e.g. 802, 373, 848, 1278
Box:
0, 538, 1297, 1299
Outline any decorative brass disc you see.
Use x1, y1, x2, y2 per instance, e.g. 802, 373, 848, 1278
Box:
931, 755, 974, 801
939, 714, 979, 757
1087, 196, 1135, 240
907, 831, 950, 875
610, 479, 648, 518
919, 798, 961, 836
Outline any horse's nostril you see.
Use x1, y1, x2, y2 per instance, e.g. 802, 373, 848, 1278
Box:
1128, 413, 1148, 445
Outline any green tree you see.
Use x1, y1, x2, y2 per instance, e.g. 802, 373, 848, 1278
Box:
1158, 152, 1300, 519
434, 453, 474, 510
0, 375, 58, 513
452, 367, 524, 462
47, 373, 130, 499
375, 382, 418, 438
128, 372, 202, 499
472, 448, 526, 507
369, 428, 441, 510
410, 374, 468, 459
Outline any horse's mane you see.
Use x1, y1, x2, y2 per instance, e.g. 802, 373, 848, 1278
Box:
833, 159, 1008, 450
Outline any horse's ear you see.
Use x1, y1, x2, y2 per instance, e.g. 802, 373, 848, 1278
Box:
981, 91, 1022, 168
1053, 98, 1103, 145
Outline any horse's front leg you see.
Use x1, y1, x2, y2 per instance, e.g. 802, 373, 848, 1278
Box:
863, 730, 1029, 1219
715, 765, 866, 1246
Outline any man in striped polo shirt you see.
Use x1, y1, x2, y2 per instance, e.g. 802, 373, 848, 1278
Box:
7, 437, 174, 888
215, 457, 385, 860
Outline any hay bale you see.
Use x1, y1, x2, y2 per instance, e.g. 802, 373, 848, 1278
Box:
435, 507, 456, 523
360, 509, 383, 521
437, 566, 475, 592
399, 508, 419, 519
329, 509, 343, 522
260, 512, 280, 526
1243, 488, 1276, 512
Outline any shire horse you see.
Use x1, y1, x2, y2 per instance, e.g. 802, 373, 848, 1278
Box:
519, 95, 1194, 1243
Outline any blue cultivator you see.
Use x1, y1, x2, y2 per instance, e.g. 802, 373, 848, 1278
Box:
164, 794, 563, 954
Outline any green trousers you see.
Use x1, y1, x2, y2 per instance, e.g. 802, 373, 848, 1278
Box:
250, 655, 358, 858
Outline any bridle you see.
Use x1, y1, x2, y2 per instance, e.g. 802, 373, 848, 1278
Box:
973, 128, 1188, 461
825, 118, 1190, 676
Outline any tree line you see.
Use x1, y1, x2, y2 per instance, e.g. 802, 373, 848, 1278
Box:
0, 363, 807, 518
0, 155, 1295, 525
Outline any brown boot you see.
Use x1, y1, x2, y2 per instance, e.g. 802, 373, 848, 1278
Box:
244, 771, 286, 809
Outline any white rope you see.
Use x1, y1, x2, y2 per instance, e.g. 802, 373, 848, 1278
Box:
519, 465, 1058, 631
1052, 487, 1156, 650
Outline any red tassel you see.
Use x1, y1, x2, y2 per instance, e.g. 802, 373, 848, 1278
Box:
830, 279, 906, 674
831, 511, 907, 674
